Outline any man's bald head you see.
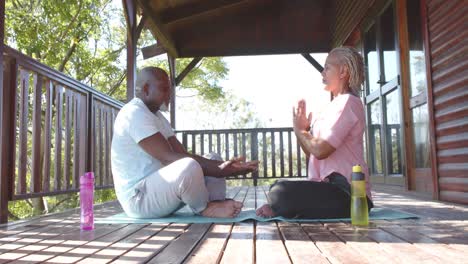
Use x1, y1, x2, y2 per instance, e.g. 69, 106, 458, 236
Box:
135, 67, 169, 97
135, 67, 171, 112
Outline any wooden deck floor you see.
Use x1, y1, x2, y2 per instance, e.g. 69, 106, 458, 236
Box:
1, 186, 467, 264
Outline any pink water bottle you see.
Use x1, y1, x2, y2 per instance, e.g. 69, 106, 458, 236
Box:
80, 172, 94, 230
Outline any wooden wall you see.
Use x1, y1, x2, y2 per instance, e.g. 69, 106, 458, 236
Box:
425, 0, 468, 204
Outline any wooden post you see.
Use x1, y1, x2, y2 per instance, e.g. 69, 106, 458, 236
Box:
251, 132, 259, 186
168, 55, 176, 128
123, 0, 137, 102
0, 0, 7, 223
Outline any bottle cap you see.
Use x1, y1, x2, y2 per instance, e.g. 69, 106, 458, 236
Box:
352, 165, 362, 173
80, 172, 95, 184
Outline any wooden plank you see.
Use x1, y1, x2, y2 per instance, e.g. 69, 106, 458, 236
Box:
233, 133, 238, 157
113, 223, 188, 264
358, 226, 445, 263
208, 133, 212, 153
148, 223, 211, 263
325, 222, 398, 264
288, 131, 292, 177
200, 133, 204, 155
225, 133, 229, 160
279, 131, 284, 177
42, 80, 52, 192
44, 224, 143, 263
184, 224, 232, 264
379, 225, 467, 263
0, 222, 78, 263
54, 85, 64, 191
98, 106, 104, 186
255, 187, 290, 264
302, 223, 369, 264
105, 108, 111, 185
31, 74, 43, 193
220, 187, 253, 263
279, 222, 330, 264
256, 222, 291, 264
219, 221, 254, 264
141, 43, 167, 59
385, 220, 468, 252
0, 58, 18, 223
64, 90, 72, 189
76, 224, 168, 264
217, 133, 221, 155
17, 69, 29, 194
15, 224, 127, 263
242, 132, 246, 158
72, 95, 79, 189
262, 132, 267, 177
271, 131, 276, 177
296, 138, 302, 176
192, 133, 196, 154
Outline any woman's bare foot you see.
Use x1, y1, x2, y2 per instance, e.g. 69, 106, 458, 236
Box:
256, 204, 275, 218
201, 200, 243, 218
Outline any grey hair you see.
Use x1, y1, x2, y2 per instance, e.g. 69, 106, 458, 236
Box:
329, 46, 365, 96
135, 67, 168, 97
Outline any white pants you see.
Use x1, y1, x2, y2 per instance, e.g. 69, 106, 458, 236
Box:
125, 154, 226, 218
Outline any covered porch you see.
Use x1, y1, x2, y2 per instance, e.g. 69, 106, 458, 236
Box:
0, 1, 467, 262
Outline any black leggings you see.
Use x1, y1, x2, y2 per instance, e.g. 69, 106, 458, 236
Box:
267, 173, 373, 219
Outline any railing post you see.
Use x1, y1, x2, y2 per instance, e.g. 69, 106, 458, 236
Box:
86, 93, 94, 175
250, 131, 259, 186
0, 0, 6, 224
0, 57, 17, 224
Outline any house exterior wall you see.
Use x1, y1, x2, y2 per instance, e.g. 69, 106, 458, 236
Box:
333, 0, 468, 205
425, 0, 468, 204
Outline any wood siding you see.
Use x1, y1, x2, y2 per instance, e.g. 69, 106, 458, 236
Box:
426, 0, 468, 204
331, 0, 374, 47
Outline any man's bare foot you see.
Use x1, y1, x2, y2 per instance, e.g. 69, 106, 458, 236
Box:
201, 200, 243, 218
256, 204, 275, 218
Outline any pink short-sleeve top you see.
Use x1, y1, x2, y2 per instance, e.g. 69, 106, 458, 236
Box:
308, 93, 372, 199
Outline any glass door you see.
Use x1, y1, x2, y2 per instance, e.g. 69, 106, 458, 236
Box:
363, 2, 404, 186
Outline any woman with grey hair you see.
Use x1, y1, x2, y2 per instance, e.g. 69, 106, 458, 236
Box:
257, 47, 373, 218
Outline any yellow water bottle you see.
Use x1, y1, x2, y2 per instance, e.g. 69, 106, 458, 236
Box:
351, 165, 369, 226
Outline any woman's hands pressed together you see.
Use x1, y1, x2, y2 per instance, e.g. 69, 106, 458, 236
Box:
293, 99, 312, 134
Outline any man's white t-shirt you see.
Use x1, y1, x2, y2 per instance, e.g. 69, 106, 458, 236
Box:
111, 98, 174, 204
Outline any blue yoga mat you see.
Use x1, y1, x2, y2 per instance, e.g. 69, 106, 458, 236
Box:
96, 207, 418, 224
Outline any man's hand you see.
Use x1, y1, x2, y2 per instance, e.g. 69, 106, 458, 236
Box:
218, 156, 259, 177
293, 99, 312, 134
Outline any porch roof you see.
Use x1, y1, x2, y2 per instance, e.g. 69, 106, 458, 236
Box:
138, 0, 332, 58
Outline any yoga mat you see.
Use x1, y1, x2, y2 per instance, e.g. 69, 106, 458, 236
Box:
96, 207, 418, 224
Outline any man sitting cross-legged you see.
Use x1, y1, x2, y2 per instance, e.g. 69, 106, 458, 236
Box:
111, 66, 258, 218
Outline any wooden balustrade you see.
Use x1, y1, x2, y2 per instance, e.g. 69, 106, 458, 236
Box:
176, 128, 309, 185
0, 46, 123, 211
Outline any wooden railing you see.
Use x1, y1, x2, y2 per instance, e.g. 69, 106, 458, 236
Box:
176, 128, 309, 185
0, 46, 123, 223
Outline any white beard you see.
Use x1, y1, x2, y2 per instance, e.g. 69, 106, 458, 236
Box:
159, 102, 169, 112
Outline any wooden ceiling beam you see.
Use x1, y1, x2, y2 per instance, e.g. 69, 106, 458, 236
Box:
141, 43, 167, 59
301, 53, 324, 73
158, 0, 244, 24
175, 57, 202, 86
136, 0, 178, 57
